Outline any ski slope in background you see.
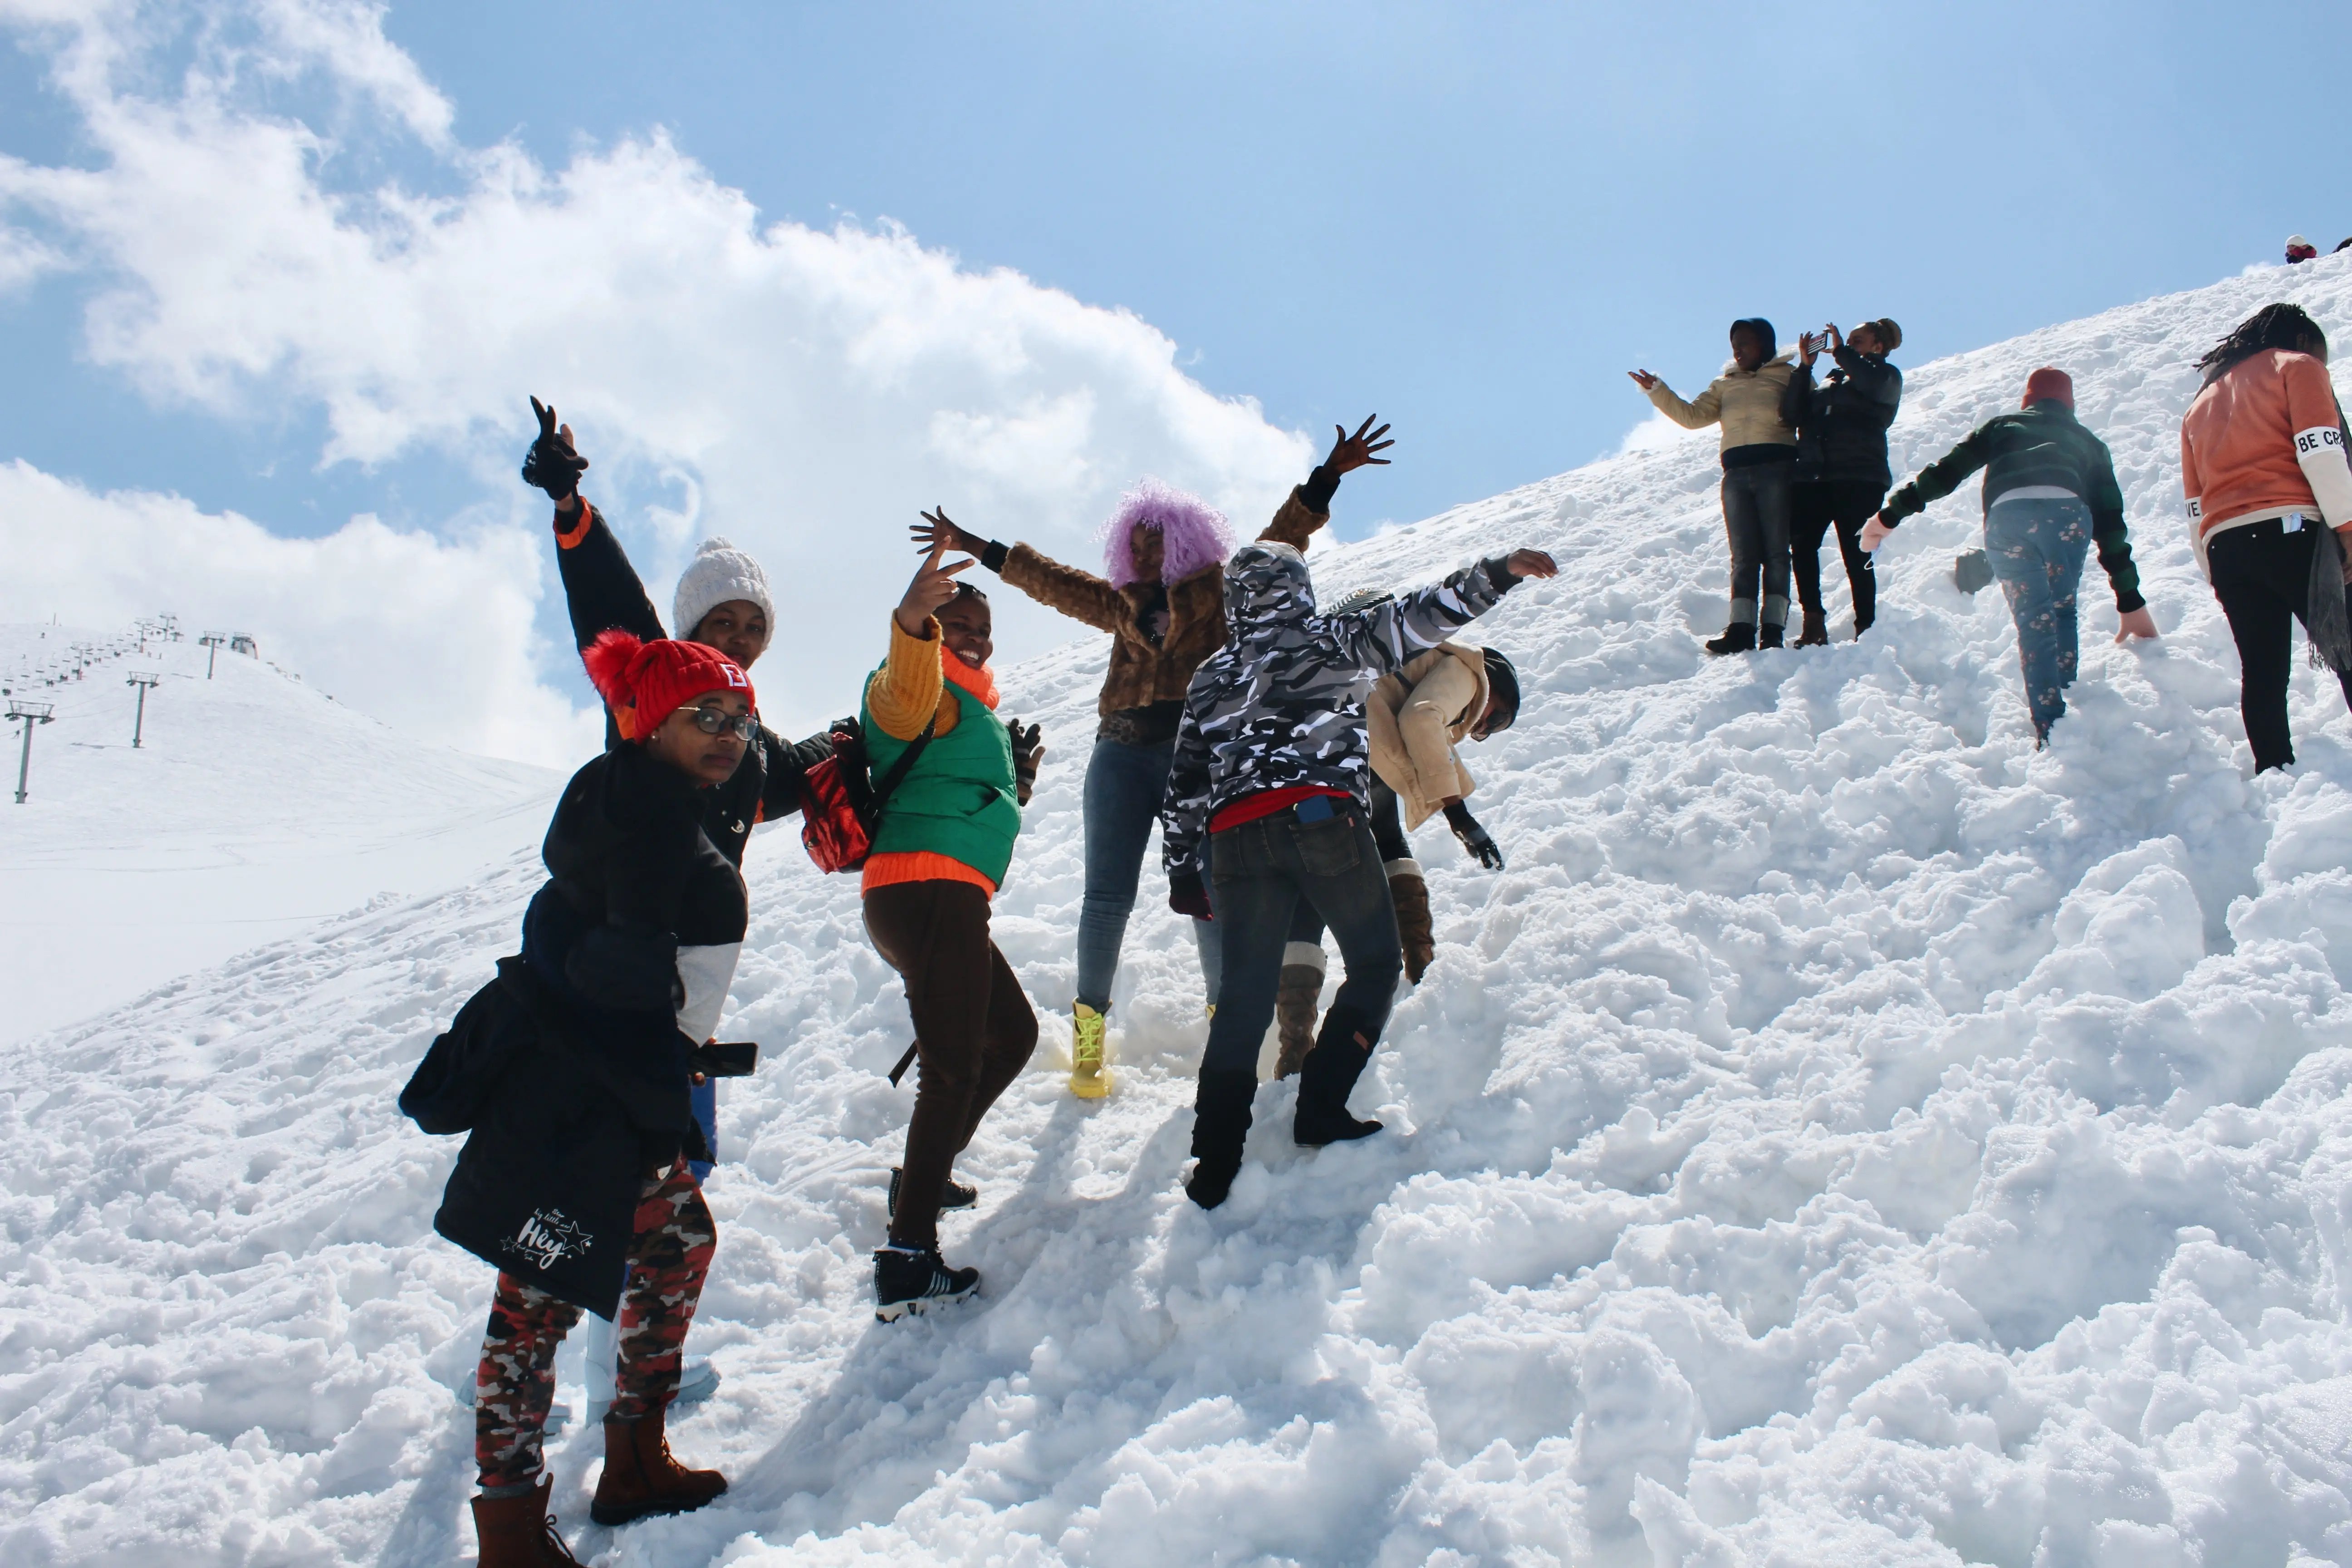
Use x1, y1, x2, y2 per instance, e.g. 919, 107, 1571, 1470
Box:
0, 628, 557, 1041
16, 259, 2352, 1565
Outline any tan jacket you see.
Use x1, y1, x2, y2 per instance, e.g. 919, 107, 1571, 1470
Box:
1367, 643, 1489, 830
998, 489, 1326, 715
1646, 353, 1799, 453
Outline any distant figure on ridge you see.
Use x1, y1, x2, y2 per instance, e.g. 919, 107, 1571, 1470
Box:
913, 418, 1391, 1099
2180, 302, 2352, 772
2287, 235, 2320, 265
1160, 436, 1558, 1207
1782, 318, 1904, 644
1865, 368, 2158, 745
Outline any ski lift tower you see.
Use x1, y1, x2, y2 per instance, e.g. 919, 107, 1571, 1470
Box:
127, 669, 161, 748
7, 697, 54, 804
199, 632, 228, 678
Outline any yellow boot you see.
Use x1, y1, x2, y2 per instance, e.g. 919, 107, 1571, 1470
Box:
1068, 1003, 1112, 1098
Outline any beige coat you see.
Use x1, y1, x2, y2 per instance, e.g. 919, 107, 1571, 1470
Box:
1367, 643, 1489, 830
1645, 352, 1798, 453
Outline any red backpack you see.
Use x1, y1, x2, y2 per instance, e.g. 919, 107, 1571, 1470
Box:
799, 714, 936, 874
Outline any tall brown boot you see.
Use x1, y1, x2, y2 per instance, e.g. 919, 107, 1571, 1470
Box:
1274, 942, 1327, 1078
590, 1407, 728, 1527
1795, 609, 1829, 647
1387, 860, 1434, 984
471, 1479, 584, 1567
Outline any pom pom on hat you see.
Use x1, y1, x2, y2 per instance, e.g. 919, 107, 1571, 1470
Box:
673, 537, 774, 647
2022, 367, 2074, 410
582, 630, 755, 742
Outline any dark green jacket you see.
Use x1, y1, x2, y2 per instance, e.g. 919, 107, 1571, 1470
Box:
1883, 402, 2144, 612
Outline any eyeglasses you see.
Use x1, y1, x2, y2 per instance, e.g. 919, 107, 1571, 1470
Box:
686, 707, 759, 741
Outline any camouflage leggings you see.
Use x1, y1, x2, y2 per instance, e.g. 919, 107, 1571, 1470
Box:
474, 1160, 717, 1491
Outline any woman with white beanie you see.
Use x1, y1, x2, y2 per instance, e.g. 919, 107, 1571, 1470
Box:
519, 397, 834, 1421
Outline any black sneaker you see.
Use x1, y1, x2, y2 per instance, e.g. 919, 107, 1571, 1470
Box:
887, 1166, 979, 1225
874, 1246, 980, 1322
1703, 623, 1758, 656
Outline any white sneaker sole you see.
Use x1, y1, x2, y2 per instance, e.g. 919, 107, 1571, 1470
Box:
874, 1283, 978, 1323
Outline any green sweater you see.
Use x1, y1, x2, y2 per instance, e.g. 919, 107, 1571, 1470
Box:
1884, 401, 2144, 612
861, 676, 1022, 886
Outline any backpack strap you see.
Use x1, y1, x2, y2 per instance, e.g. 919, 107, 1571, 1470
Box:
868, 709, 939, 810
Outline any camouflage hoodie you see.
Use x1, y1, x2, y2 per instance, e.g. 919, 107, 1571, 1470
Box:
1160, 542, 1519, 877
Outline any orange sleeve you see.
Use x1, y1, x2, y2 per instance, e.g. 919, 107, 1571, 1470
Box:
2282, 352, 2347, 436
554, 503, 593, 550
2180, 423, 2202, 525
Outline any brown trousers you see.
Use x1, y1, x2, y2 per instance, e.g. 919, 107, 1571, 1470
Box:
863, 880, 1038, 1249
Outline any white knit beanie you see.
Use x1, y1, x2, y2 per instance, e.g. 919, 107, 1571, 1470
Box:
672, 537, 774, 643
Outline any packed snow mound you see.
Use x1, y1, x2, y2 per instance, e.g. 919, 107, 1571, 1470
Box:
0, 624, 557, 1041
16, 258, 2352, 1566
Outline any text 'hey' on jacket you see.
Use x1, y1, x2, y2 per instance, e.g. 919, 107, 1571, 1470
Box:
1367, 643, 1490, 832
1160, 546, 1520, 878
2180, 348, 2352, 578
549, 501, 830, 860
986, 485, 1329, 715
1645, 353, 1799, 459
1780, 345, 1903, 489
1883, 402, 2145, 612
861, 615, 1023, 891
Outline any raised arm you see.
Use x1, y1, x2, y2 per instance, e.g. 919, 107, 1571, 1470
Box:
1264, 414, 1393, 549
1348, 550, 1556, 675
911, 508, 1131, 634
524, 398, 666, 650
1634, 372, 1724, 431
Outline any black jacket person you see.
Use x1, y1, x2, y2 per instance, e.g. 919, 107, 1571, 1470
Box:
1781, 320, 1903, 641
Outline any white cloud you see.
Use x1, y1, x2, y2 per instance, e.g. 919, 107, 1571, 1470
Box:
0, 0, 1314, 755
0, 460, 596, 763
1612, 408, 1705, 458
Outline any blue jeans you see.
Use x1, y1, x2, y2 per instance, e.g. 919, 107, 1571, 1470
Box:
1200, 807, 1402, 1077
1722, 462, 1794, 628
1077, 737, 1220, 1012
1986, 496, 2092, 735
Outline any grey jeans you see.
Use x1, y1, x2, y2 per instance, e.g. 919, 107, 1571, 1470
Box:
1722, 462, 1795, 628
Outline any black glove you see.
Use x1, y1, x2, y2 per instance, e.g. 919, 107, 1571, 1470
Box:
1006, 719, 1044, 806
1444, 802, 1504, 871
1169, 870, 1212, 921
522, 396, 591, 503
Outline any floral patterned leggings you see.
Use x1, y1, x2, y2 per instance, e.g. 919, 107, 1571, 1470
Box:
474, 1160, 715, 1493
1986, 495, 2092, 738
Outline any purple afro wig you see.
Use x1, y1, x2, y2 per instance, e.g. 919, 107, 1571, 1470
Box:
1098, 478, 1234, 589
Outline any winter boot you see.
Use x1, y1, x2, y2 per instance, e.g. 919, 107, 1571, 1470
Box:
470, 1479, 584, 1567
1703, 622, 1757, 657
1273, 943, 1327, 1078
1757, 621, 1786, 650
1185, 1068, 1259, 1210
1068, 1002, 1111, 1098
588, 1409, 728, 1527
1294, 1007, 1384, 1147
887, 1166, 979, 1224
1387, 860, 1434, 984
873, 1245, 980, 1321
1795, 609, 1828, 647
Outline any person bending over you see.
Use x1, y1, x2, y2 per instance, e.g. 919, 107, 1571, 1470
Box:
1161, 519, 1558, 1210
2181, 303, 2352, 771
412, 635, 755, 1563
862, 544, 1044, 1318
1274, 640, 1523, 1076
912, 417, 1393, 1098
1631, 319, 1798, 653
1866, 369, 2158, 744
1782, 318, 1903, 644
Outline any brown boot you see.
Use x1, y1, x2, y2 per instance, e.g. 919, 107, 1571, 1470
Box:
590, 1408, 728, 1527
1795, 609, 1829, 647
1274, 943, 1327, 1078
1387, 861, 1434, 984
471, 1479, 584, 1567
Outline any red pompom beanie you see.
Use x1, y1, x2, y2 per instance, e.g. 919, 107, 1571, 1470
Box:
2022, 367, 2074, 409
581, 631, 755, 742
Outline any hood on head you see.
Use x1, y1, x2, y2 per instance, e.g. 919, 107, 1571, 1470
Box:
1223, 542, 1315, 630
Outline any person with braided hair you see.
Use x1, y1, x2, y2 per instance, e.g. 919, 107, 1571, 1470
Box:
2180, 303, 2352, 771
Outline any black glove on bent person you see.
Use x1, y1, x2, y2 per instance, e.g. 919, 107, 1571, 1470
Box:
522, 395, 591, 502
1169, 871, 1212, 921
1445, 803, 1504, 871
1006, 719, 1044, 807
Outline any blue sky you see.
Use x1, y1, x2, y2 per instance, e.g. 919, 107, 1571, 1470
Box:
0, 0, 2342, 754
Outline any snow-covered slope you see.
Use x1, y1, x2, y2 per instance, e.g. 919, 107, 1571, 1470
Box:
0, 626, 558, 1041
17, 258, 2352, 1567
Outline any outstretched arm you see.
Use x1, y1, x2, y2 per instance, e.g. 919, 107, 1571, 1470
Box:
1866, 426, 1992, 548
1352, 550, 1557, 674
911, 508, 1132, 633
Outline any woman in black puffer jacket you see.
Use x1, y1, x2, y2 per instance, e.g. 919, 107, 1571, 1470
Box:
1781, 318, 1903, 643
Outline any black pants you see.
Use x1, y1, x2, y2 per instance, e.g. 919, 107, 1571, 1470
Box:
1790, 481, 1883, 632
1200, 806, 1401, 1077
2209, 521, 2352, 772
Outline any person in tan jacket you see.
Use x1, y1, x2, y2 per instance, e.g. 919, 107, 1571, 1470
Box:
913, 416, 1394, 1097
1630, 318, 1800, 653
1273, 641, 1521, 1075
